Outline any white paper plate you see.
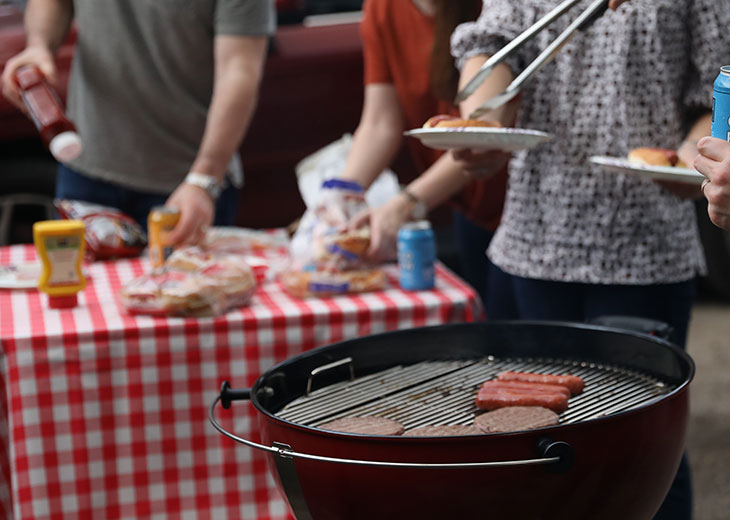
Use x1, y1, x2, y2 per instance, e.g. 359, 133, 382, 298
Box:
403, 127, 552, 151
0, 263, 89, 290
589, 156, 705, 185
0, 263, 42, 289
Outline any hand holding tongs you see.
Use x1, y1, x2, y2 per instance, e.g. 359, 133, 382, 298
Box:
457, 0, 610, 119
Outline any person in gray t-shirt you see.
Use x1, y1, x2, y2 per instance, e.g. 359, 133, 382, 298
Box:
2, 0, 275, 243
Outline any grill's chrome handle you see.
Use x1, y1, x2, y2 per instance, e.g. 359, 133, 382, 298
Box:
306, 357, 355, 396
211, 382, 574, 471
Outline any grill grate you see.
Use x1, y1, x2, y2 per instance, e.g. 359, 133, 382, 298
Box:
276, 357, 674, 432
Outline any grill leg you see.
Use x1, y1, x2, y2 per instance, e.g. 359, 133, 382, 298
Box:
272, 442, 315, 520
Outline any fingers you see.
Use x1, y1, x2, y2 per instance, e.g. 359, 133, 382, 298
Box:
700, 178, 710, 198
696, 136, 730, 163
453, 148, 510, 180
166, 210, 196, 246
349, 209, 371, 231
693, 154, 713, 180
699, 170, 730, 231
1, 48, 58, 111
164, 185, 214, 246
694, 139, 730, 187
366, 226, 383, 259
1, 61, 25, 111
706, 191, 730, 231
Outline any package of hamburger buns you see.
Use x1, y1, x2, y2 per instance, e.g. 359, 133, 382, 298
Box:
120, 246, 257, 317
284, 178, 386, 297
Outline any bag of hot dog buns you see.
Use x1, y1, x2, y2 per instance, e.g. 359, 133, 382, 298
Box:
284, 179, 386, 297
121, 246, 257, 317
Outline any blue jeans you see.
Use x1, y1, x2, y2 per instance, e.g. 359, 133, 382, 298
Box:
55, 164, 240, 231
497, 272, 695, 519
452, 211, 518, 320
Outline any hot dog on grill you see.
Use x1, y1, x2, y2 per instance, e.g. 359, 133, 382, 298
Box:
475, 389, 569, 413
496, 371, 585, 396
480, 379, 571, 398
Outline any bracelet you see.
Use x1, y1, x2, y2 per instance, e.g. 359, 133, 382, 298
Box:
401, 188, 427, 220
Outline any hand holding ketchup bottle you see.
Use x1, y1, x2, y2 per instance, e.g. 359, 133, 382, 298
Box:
14, 64, 83, 162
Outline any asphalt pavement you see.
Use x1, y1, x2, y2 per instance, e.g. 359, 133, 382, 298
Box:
685, 299, 730, 519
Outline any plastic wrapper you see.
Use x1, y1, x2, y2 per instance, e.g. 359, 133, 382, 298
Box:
201, 227, 290, 282
284, 179, 386, 297
290, 179, 372, 272
55, 199, 146, 260
121, 247, 256, 317
203, 227, 290, 256
280, 269, 386, 299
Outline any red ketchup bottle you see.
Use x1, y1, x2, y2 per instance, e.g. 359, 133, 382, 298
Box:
14, 64, 83, 162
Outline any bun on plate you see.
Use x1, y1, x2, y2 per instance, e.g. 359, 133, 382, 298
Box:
627, 147, 687, 168
423, 114, 501, 129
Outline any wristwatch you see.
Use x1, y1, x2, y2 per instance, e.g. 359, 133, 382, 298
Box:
401, 188, 428, 220
184, 172, 223, 200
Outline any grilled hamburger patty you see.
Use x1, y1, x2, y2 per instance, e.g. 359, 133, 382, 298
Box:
404, 424, 482, 437
317, 416, 405, 435
473, 406, 559, 433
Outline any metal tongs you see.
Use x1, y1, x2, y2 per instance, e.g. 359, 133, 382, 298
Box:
457, 0, 610, 119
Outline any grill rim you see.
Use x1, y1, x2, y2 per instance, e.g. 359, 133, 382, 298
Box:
247, 320, 694, 439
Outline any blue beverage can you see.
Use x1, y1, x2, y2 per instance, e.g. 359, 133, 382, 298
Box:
397, 220, 435, 291
712, 65, 730, 141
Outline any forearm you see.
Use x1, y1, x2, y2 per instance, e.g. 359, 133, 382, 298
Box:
378, 154, 469, 229
458, 57, 517, 126
406, 154, 468, 209
339, 117, 403, 189
25, 0, 74, 53
191, 36, 268, 181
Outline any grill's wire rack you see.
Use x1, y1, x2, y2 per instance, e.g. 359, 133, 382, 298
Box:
277, 357, 674, 432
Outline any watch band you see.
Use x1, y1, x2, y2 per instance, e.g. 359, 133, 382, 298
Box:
184, 172, 222, 200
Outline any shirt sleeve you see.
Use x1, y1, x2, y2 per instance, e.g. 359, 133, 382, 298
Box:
451, 0, 538, 74
683, 0, 730, 111
215, 0, 276, 37
360, 0, 392, 85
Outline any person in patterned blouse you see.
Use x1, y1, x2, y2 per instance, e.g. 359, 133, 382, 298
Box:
449, 0, 730, 519
695, 136, 730, 231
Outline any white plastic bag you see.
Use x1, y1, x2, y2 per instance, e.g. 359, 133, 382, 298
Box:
295, 134, 400, 210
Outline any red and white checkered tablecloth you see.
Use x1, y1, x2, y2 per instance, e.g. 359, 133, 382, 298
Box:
0, 243, 482, 519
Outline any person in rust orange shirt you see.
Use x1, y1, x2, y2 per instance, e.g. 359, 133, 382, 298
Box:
341, 0, 512, 313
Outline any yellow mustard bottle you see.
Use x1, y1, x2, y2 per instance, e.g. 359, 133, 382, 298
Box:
33, 220, 87, 309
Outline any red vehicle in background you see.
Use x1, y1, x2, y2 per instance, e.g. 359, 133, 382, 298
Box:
1, 0, 729, 298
